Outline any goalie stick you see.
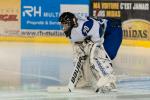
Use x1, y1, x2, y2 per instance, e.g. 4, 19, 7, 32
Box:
68, 56, 86, 92
47, 56, 86, 93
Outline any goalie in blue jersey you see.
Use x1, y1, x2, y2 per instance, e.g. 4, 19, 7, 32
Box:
59, 12, 122, 93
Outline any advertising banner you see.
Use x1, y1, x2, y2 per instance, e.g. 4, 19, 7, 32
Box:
0, 0, 20, 36
0, 0, 89, 43
91, 0, 150, 47
21, 0, 89, 39
21, 0, 89, 30
21, 0, 60, 30
123, 19, 150, 41
60, 4, 89, 17
92, 0, 150, 20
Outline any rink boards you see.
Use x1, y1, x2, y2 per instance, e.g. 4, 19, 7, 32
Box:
0, 36, 150, 48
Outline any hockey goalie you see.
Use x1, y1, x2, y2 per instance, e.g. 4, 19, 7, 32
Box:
59, 12, 122, 93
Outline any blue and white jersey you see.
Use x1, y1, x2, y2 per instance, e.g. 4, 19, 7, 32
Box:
70, 16, 107, 43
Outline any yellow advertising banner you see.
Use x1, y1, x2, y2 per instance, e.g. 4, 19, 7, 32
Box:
123, 19, 150, 41
122, 19, 150, 47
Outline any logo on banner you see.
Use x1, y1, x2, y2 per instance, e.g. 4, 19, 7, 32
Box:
0, 14, 18, 21
23, 6, 42, 17
122, 19, 150, 40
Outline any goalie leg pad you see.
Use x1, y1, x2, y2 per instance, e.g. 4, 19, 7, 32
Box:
89, 43, 116, 90
90, 43, 113, 77
69, 41, 95, 90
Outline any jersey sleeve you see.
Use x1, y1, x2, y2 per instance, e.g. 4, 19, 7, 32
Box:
81, 17, 94, 36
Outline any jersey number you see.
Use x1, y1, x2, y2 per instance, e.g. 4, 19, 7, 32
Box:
83, 26, 89, 35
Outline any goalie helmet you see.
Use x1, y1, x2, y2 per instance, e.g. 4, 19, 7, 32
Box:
59, 12, 77, 38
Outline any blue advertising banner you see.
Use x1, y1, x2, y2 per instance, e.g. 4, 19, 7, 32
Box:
21, 0, 60, 30
21, 0, 89, 30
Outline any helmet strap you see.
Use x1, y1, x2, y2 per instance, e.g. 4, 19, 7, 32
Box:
64, 25, 74, 39
73, 18, 78, 27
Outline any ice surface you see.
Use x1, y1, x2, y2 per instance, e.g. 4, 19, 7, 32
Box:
0, 42, 150, 100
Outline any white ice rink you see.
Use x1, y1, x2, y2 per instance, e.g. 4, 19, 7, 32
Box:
0, 42, 150, 100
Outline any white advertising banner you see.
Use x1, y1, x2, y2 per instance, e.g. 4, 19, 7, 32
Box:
60, 4, 89, 17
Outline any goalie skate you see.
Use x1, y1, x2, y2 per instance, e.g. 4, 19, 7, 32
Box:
95, 74, 117, 93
